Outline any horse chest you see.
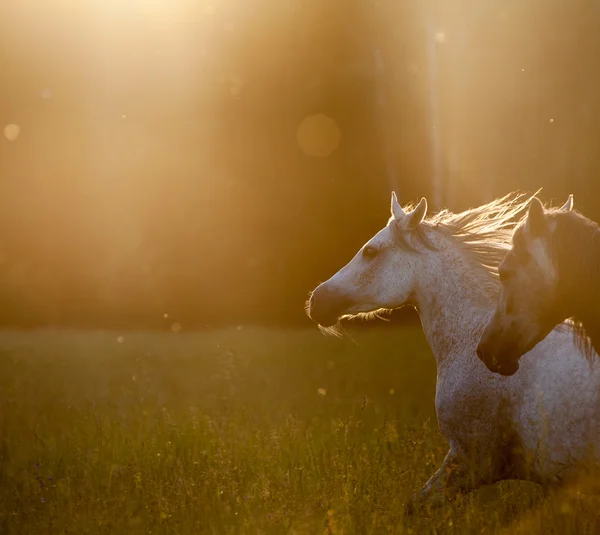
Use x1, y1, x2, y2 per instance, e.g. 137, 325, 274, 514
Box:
434, 366, 502, 444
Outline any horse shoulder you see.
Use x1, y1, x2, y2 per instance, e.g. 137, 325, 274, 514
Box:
435, 357, 504, 441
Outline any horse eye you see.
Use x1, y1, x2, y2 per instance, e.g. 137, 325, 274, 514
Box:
363, 246, 378, 259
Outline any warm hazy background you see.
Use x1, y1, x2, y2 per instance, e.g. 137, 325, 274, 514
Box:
0, 0, 599, 329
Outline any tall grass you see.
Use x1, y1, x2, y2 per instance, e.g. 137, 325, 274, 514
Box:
0, 328, 598, 534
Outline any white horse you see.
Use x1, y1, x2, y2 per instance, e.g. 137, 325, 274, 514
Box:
307, 192, 600, 513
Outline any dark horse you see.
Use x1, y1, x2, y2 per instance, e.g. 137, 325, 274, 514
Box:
477, 194, 600, 376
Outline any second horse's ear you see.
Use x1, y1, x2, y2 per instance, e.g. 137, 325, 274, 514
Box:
560, 194, 574, 212
525, 197, 547, 237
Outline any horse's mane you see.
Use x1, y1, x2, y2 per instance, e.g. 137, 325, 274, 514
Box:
400, 191, 535, 297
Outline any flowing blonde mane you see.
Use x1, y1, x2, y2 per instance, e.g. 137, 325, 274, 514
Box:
384, 192, 535, 300
416, 192, 535, 295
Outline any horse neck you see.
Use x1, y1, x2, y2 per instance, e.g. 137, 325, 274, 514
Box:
556, 217, 600, 353
414, 244, 493, 370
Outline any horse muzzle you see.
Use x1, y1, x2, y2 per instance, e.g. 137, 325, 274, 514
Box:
307, 283, 351, 327
476, 342, 520, 376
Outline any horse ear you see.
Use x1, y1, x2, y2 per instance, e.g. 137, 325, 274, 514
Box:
405, 197, 427, 229
560, 194, 574, 212
391, 191, 405, 220
525, 197, 547, 236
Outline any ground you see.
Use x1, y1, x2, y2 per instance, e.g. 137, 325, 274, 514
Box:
0, 327, 599, 534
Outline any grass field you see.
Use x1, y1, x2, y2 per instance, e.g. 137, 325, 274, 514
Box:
1, 327, 600, 534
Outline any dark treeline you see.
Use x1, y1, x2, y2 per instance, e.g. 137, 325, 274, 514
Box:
0, 0, 599, 330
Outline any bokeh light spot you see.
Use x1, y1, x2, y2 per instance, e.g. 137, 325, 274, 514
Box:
171, 322, 182, 333
4, 124, 20, 142
40, 88, 53, 99
296, 114, 341, 158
